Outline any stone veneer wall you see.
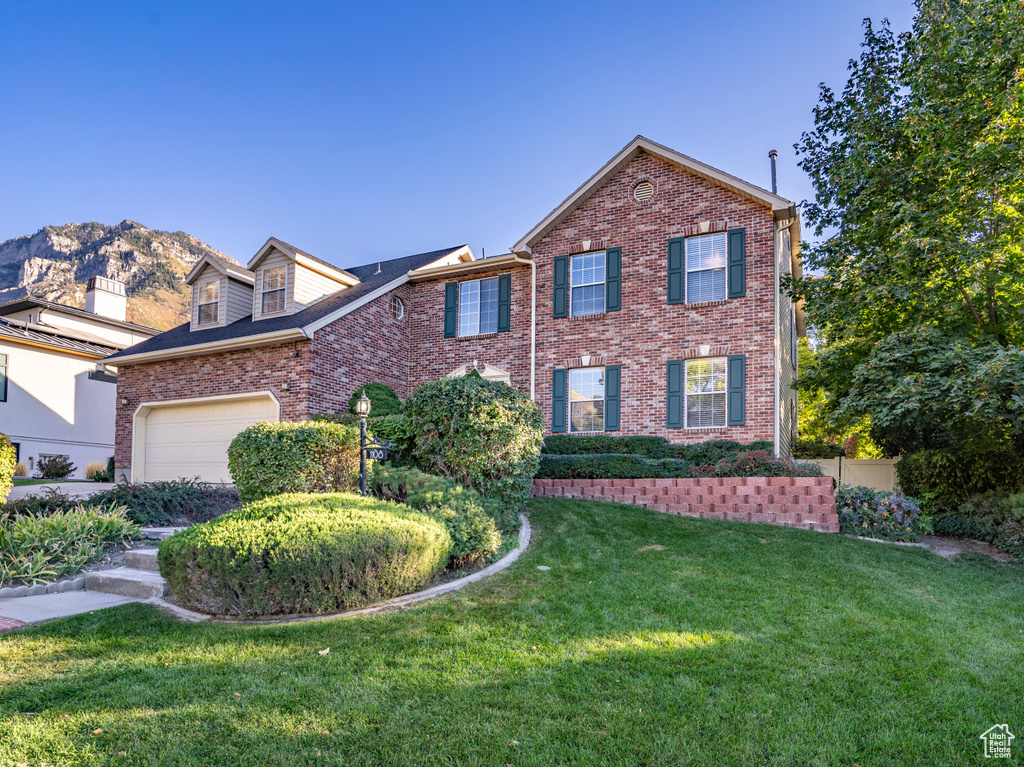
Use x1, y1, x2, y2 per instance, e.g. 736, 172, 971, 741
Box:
532, 477, 839, 533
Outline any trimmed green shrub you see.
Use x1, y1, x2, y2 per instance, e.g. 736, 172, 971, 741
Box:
682, 440, 775, 464
541, 435, 677, 457
835, 486, 931, 542
349, 382, 402, 418
994, 521, 1024, 559
403, 377, 544, 523
896, 446, 1024, 514
311, 412, 361, 425
0, 434, 14, 499
370, 465, 502, 564
37, 455, 76, 480
690, 451, 824, 479
0, 503, 142, 585
158, 492, 451, 617
792, 437, 846, 459
535, 453, 693, 480
228, 421, 360, 503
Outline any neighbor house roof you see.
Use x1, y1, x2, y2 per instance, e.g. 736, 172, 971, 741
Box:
106, 245, 471, 365
511, 135, 797, 254
0, 297, 158, 335
0, 317, 124, 358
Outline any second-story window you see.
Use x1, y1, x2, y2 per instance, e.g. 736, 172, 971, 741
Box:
197, 281, 219, 325
262, 266, 287, 314
459, 277, 499, 336
571, 251, 605, 316
686, 232, 727, 303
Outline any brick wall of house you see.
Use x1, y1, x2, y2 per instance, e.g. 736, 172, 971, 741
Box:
114, 341, 312, 470
309, 283, 415, 411
530, 149, 778, 444
406, 266, 533, 393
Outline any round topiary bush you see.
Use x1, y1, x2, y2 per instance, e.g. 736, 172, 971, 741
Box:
0, 434, 15, 499
349, 382, 402, 418
403, 377, 544, 529
228, 421, 360, 503
158, 492, 452, 617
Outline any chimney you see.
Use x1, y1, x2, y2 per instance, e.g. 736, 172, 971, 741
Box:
85, 276, 127, 322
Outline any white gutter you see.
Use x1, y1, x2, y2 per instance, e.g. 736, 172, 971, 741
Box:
105, 327, 310, 366
510, 254, 537, 400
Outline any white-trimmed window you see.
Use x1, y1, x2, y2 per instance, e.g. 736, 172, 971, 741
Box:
570, 367, 605, 432
685, 357, 726, 428
261, 266, 287, 314
570, 251, 605, 316
459, 277, 499, 336
391, 296, 404, 320
197, 280, 219, 325
686, 233, 727, 304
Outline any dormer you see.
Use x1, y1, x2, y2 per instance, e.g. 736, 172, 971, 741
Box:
185, 255, 255, 331
247, 237, 359, 321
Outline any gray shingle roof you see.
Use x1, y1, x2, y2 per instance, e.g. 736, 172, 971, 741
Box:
105, 245, 465, 362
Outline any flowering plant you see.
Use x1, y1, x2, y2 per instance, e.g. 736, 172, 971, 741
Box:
836, 485, 931, 542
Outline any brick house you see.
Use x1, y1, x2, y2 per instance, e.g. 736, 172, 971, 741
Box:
106, 136, 803, 483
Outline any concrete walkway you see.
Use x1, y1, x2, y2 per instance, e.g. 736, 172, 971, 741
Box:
7, 482, 115, 501
0, 590, 140, 629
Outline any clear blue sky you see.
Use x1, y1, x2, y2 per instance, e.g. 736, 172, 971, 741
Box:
0, 1, 915, 268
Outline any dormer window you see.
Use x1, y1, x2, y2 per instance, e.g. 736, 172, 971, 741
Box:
197, 281, 219, 325
261, 267, 287, 314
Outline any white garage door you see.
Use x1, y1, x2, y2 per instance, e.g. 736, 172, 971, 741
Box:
141, 396, 277, 483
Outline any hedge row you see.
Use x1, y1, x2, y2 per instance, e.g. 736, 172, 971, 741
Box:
158, 492, 451, 617
536, 450, 822, 480
540, 435, 775, 464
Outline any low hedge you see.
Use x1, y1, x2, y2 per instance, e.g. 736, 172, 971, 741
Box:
931, 490, 1024, 558
536, 453, 693, 480
370, 464, 502, 563
835, 486, 931, 542
228, 421, 360, 503
158, 492, 452, 617
540, 435, 775, 463
1, 503, 141, 585
690, 451, 823, 479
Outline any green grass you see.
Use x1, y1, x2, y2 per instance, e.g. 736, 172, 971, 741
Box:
1, 498, 1022, 766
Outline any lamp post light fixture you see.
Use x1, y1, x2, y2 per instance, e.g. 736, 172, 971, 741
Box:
355, 394, 372, 495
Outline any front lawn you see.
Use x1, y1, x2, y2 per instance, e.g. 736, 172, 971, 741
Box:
1, 498, 1021, 766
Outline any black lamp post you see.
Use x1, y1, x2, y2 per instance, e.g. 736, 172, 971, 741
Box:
355, 393, 372, 495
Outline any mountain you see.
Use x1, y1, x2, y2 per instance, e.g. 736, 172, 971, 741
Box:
0, 220, 236, 330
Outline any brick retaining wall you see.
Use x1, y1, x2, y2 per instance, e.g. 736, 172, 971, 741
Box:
532, 477, 839, 533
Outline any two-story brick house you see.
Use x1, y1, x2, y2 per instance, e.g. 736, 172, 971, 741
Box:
107, 136, 802, 483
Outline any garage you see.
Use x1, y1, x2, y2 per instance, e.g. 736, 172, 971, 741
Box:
133, 393, 279, 483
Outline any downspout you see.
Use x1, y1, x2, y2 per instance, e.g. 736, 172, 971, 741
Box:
773, 220, 782, 458
511, 254, 537, 400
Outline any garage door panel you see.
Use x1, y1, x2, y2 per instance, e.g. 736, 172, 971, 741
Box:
141, 396, 277, 483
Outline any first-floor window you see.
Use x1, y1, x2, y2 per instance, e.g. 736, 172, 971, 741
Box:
0, 352, 6, 402
685, 357, 726, 427
197, 281, 219, 325
570, 367, 605, 432
459, 277, 499, 336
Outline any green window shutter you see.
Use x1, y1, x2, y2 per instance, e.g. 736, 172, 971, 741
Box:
604, 364, 621, 430
667, 237, 685, 304
605, 247, 621, 312
666, 359, 684, 428
552, 368, 568, 433
728, 354, 746, 425
444, 282, 457, 337
553, 255, 568, 318
727, 228, 746, 298
497, 274, 511, 332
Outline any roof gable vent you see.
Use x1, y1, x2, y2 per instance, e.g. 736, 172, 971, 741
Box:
633, 180, 655, 202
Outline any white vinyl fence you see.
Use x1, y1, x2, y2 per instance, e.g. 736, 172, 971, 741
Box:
802, 458, 900, 492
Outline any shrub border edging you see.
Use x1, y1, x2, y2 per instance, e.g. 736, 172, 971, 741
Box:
148, 513, 532, 624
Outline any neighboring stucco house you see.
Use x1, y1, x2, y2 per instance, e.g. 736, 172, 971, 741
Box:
107, 136, 803, 484
0, 277, 157, 477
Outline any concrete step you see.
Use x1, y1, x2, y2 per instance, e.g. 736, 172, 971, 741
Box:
85, 567, 168, 599
124, 547, 160, 572
140, 527, 185, 541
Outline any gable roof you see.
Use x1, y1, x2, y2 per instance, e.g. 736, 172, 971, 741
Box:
105, 245, 470, 364
248, 237, 360, 285
511, 135, 797, 254
185, 254, 255, 285
0, 297, 158, 335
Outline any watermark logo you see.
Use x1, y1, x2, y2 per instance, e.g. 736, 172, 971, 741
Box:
980, 724, 1015, 759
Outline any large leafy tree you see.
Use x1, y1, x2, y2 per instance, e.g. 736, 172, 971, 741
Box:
788, 0, 1024, 451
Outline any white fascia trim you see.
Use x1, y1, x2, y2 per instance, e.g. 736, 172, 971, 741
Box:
106, 327, 309, 365
512, 135, 795, 253
186, 255, 254, 286
407, 253, 524, 281
301, 275, 410, 335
